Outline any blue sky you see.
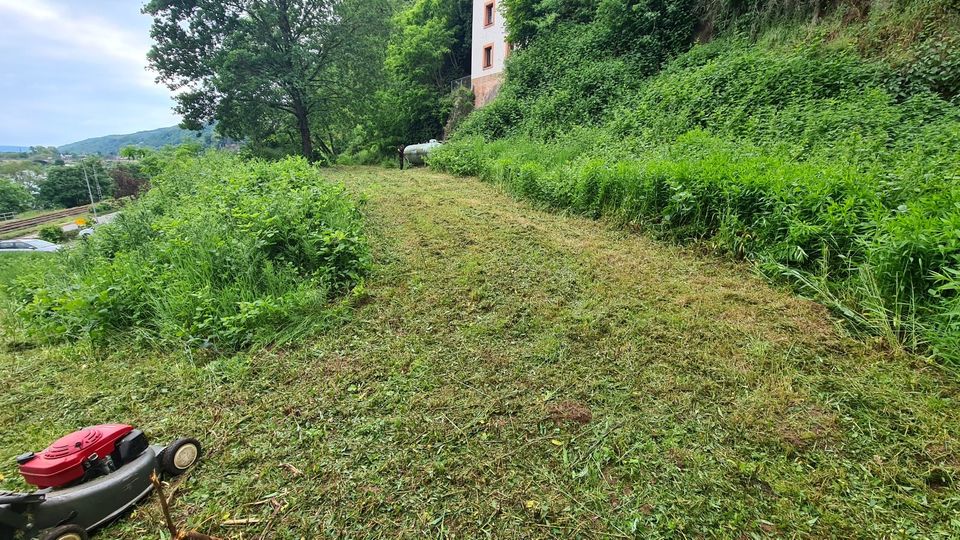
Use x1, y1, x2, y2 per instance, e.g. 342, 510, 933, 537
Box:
0, 0, 180, 146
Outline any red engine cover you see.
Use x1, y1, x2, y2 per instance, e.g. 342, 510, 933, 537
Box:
19, 424, 134, 488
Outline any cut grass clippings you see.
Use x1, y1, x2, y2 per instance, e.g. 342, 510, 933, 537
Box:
0, 167, 957, 538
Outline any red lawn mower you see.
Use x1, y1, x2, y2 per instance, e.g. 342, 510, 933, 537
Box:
0, 425, 201, 540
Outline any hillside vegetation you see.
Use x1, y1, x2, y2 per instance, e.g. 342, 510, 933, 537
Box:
58, 125, 218, 156
1, 2, 958, 537
6, 150, 368, 351
431, 0, 960, 362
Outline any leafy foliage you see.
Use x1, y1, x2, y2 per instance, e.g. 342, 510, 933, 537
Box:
347, 0, 473, 160
109, 163, 150, 199
38, 226, 66, 244
459, 0, 698, 140
38, 159, 113, 209
434, 5, 960, 361
9, 151, 369, 351
501, 0, 595, 45
0, 179, 32, 214
145, 0, 391, 161
443, 84, 476, 138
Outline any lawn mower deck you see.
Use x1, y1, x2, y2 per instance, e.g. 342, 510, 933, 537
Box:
0, 425, 200, 540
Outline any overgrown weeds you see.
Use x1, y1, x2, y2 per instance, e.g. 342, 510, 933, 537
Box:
432, 127, 959, 360
4, 151, 369, 352
431, 2, 960, 361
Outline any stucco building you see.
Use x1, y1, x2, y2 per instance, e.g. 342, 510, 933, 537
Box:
471, 0, 508, 108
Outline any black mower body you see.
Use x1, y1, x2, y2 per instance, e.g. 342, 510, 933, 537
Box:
1, 445, 163, 540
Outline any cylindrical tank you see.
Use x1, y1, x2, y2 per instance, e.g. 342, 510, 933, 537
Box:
403, 139, 442, 166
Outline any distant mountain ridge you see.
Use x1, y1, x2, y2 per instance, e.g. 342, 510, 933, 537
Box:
0, 146, 31, 153
58, 125, 217, 156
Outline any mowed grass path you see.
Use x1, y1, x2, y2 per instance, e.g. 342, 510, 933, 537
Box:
1, 166, 958, 538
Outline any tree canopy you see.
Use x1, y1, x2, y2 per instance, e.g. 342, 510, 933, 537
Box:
145, 0, 391, 162
39, 160, 113, 209
110, 163, 150, 199
0, 179, 33, 214
378, 0, 473, 148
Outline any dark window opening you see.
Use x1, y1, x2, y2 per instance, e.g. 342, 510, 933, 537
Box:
483, 45, 493, 68
484, 2, 495, 26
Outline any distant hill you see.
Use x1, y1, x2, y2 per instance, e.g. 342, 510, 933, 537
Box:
58, 125, 217, 156
0, 146, 30, 153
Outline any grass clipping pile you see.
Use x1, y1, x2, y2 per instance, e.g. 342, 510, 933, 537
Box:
7, 151, 369, 351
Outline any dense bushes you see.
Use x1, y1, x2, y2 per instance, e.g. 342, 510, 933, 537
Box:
7, 151, 369, 351
463, 0, 698, 140
432, 128, 960, 360
38, 226, 67, 244
432, 5, 960, 362
0, 179, 32, 214
39, 160, 114, 209
349, 0, 472, 160
109, 163, 150, 198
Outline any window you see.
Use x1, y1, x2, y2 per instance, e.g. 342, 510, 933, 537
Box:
483, 44, 493, 69
0, 242, 12, 250
484, 1, 495, 27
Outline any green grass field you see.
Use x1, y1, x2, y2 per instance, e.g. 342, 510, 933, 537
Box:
1, 167, 957, 538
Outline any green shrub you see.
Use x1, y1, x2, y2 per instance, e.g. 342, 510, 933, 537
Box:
356, 0, 473, 160
0, 178, 32, 214
38, 226, 67, 244
93, 200, 116, 214
8, 152, 369, 351
442, 84, 476, 138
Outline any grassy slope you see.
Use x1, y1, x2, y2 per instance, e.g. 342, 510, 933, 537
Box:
1, 167, 958, 538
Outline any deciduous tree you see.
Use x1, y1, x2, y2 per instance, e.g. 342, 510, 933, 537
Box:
0, 179, 33, 214
39, 160, 113, 209
110, 164, 150, 199
379, 0, 472, 148
145, 0, 390, 161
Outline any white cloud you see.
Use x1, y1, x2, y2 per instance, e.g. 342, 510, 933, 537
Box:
0, 0, 156, 87
0, 0, 180, 144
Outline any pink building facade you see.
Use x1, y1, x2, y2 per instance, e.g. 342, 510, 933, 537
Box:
471, 0, 509, 108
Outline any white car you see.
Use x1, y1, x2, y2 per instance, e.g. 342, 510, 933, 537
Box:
0, 239, 61, 252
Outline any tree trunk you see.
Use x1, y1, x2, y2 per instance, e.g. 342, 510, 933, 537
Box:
292, 96, 314, 162
316, 138, 333, 159
296, 111, 313, 162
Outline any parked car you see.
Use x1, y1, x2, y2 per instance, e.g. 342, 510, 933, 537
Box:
0, 239, 61, 252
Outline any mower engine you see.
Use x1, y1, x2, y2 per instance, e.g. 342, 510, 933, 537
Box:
17, 424, 148, 489
2, 425, 200, 540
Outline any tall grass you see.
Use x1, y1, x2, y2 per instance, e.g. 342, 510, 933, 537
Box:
5, 151, 369, 352
430, 25, 960, 362
432, 127, 959, 361
431, 0, 960, 362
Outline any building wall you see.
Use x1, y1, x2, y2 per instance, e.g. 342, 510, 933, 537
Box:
471, 0, 508, 108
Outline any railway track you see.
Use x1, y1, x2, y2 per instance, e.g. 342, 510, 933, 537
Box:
0, 205, 92, 235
